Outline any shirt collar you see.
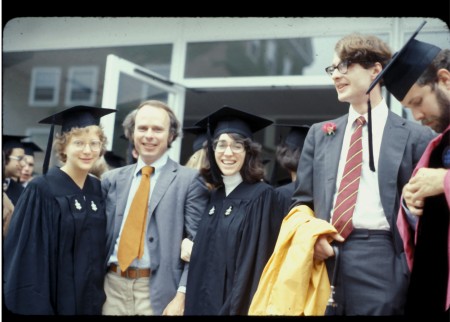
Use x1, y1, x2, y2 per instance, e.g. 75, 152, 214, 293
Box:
348, 98, 388, 128
134, 152, 169, 177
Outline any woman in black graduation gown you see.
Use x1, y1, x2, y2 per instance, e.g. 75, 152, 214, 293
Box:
3, 106, 115, 315
184, 106, 283, 315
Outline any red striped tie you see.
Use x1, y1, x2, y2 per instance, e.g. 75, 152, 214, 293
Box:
332, 116, 366, 239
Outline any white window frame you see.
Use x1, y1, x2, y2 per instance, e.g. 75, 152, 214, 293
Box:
65, 66, 99, 106
28, 67, 61, 107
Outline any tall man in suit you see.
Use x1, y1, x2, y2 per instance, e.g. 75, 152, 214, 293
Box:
101, 100, 209, 315
290, 33, 435, 315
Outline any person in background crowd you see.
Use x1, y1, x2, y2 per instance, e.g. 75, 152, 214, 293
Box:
184, 106, 282, 315
104, 151, 126, 169
3, 151, 14, 238
380, 35, 450, 316
89, 151, 126, 179
89, 155, 110, 179
20, 141, 43, 188
183, 126, 208, 171
2, 135, 26, 205
122, 109, 138, 164
180, 126, 211, 262
289, 31, 434, 315
3, 106, 116, 315
101, 100, 209, 316
274, 124, 310, 216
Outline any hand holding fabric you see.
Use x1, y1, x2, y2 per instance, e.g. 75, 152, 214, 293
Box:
403, 168, 448, 216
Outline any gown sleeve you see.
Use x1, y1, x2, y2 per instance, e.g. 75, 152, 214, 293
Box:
3, 177, 60, 315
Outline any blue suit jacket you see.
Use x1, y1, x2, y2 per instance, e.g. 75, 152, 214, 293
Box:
102, 158, 209, 314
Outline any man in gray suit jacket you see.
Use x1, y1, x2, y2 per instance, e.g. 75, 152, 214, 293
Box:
291, 33, 435, 315
101, 100, 209, 315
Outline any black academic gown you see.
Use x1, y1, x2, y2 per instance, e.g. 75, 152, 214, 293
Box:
5, 178, 24, 206
274, 181, 296, 217
185, 181, 282, 315
3, 167, 107, 315
405, 130, 449, 316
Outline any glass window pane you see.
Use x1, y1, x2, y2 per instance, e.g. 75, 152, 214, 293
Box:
185, 38, 315, 77
185, 35, 390, 78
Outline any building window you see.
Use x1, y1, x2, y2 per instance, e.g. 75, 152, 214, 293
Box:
29, 67, 61, 107
65, 66, 99, 106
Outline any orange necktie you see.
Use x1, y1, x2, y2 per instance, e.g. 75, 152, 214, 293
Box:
332, 116, 366, 239
118, 165, 153, 271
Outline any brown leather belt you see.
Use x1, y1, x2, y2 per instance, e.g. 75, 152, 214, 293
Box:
109, 263, 151, 279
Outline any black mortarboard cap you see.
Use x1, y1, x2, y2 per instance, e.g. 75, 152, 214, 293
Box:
183, 126, 208, 153
38, 105, 116, 174
39, 105, 117, 133
276, 124, 310, 150
195, 106, 273, 139
195, 106, 273, 185
3, 135, 27, 151
367, 20, 440, 101
104, 151, 125, 169
22, 142, 43, 157
365, 21, 430, 172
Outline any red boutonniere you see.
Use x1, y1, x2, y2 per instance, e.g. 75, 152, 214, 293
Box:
322, 122, 337, 136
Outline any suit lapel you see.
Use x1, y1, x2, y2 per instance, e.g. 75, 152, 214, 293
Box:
148, 158, 177, 215
378, 111, 409, 222
325, 115, 348, 219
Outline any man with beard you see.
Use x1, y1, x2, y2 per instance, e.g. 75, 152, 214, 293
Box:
381, 41, 449, 317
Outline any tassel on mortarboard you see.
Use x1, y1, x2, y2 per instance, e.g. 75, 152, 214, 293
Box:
365, 21, 433, 173
43, 120, 55, 174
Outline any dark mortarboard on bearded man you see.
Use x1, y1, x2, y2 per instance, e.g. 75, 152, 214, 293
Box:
365, 20, 436, 172
39, 105, 117, 174
194, 105, 273, 184
275, 124, 310, 151
183, 126, 208, 154
2, 135, 27, 151
371, 23, 441, 102
22, 141, 43, 157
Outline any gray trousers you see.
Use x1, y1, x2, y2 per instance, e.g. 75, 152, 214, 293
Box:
331, 229, 409, 315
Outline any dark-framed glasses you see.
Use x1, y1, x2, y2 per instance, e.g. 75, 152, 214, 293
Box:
325, 60, 352, 77
213, 140, 245, 153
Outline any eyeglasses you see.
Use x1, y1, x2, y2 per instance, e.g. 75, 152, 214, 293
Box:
213, 140, 245, 153
9, 155, 25, 162
71, 140, 102, 152
325, 60, 353, 76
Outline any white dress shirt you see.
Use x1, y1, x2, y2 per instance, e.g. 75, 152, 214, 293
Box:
331, 100, 390, 231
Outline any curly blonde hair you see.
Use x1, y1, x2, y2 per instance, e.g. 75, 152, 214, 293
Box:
53, 125, 107, 163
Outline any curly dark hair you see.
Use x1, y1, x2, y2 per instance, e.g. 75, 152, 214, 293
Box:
276, 143, 301, 173
200, 133, 265, 187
